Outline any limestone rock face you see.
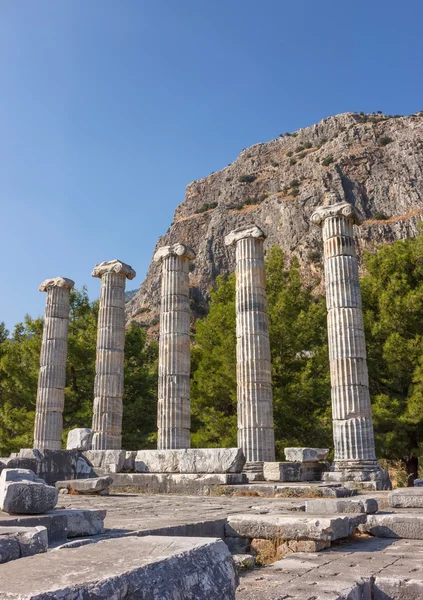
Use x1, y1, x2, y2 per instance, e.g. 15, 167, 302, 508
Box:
0, 469, 58, 514
126, 112, 423, 331
135, 448, 246, 474
66, 428, 93, 451
284, 448, 329, 462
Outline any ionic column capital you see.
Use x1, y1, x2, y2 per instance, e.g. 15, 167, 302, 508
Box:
153, 243, 195, 263
311, 202, 364, 227
224, 225, 266, 247
92, 260, 136, 280
39, 277, 75, 292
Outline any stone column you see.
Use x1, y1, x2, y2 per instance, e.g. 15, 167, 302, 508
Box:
154, 243, 195, 449
91, 260, 136, 450
225, 225, 275, 465
34, 277, 75, 450
311, 201, 389, 489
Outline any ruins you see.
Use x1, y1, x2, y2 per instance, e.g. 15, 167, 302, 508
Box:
33, 276, 74, 451
5, 202, 423, 600
91, 259, 136, 450
153, 243, 195, 450
225, 225, 275, 473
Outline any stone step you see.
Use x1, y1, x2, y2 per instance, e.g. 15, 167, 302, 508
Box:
223, 482, 357, 498
389, 487, 423, 508
0, 535, 238, 599
109, 472, 247, 494
0, 525, 47, 563
360, 513, 423, 539
226, 512, 366, 542
305, 497, 379, 514
0, 508, 106, 544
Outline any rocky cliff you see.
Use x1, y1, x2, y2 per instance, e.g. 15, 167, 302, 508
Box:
126, 111, 423, 332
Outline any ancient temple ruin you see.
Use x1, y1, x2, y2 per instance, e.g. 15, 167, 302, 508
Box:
33, 276, 74, 450
312, 201, 389, 489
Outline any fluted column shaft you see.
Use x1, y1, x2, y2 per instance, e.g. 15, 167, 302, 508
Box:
154, 244, 195, 449
312, 202, 377, 468
226, 226, 275, 463
91, 260, 135, 450
34, 277, 74, 450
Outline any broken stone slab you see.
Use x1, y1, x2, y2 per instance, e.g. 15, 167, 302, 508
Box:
263, 462, 301, 482
225, 513, 365, 542
389, 487, 423, 508
82, 449, 126, 473
135, 448, 246, 474
66, 428, 93, 451
0, 469, 58, 514
284, 448, 329, 462
0, 508, 106, 541
263, 461, 328, 482
0, 535, 238, 599
361, 514, 423, 539
0, 525, 48, 563
55, 476, 113, 495
305, 497, 378, 514
7, 449, 84, 484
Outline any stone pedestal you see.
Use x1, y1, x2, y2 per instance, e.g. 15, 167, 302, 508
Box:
91, 260, 136, 450
312, 201, 390, 490
34, 277, 74, 450
154, 244, 195, 449
225, 225, 275, 467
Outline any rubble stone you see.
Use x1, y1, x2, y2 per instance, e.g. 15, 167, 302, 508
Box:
66, 428, 93, 451
0, 469, 58, 514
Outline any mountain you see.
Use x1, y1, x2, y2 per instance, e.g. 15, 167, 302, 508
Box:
126, 111, 423, 333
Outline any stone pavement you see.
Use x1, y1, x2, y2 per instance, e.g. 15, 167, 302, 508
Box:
236, 537, 423, 599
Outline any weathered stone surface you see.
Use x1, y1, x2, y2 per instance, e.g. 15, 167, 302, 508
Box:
276, 539, 331, 559
389, 487, 423, 508
0, 525, 48, 563
263, 462, 301, 482
414, 478, 423, 486
34, 277, 74, 451
361, 514, 423, 539
225, 225, 275, 463
226, 513, 365, 541
122, 450, 136, 471
91, 259, 135, 450
263, 461, 328, 482
0, 535, 238, 599
64, 508, 106, 537
305, 497, 378, 514
232, 553, 255, 571
66, 428, 92, 451
82, 449, 126, 473
154, 244, 195, 450
55, 476, 113, 495
8, 449, 84, 485
109, 472, 247, 495
0, 469, 58, 514
135, 448, 245, 474
284, 448, 329, 462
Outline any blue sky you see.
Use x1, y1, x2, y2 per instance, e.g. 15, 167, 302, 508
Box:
1, 0, 422, 329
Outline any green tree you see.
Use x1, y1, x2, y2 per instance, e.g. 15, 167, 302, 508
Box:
361, 229, 423, 484
122, 322, 158, 449
191, 275, 237, 447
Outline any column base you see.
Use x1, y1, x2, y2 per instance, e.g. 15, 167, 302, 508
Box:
242, 461, 265, 482
322, 460, 391, 490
